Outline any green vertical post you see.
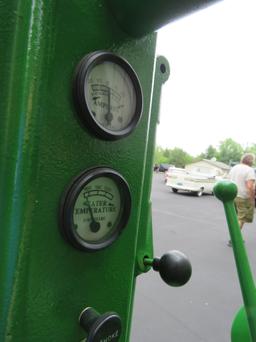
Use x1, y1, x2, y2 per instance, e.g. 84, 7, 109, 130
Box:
135, 55, 170, 275
0, 1, 160, 340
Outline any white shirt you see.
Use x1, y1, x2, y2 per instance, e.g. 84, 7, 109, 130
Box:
229, 164, 256, 199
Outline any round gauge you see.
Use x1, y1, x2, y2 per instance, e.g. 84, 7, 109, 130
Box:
73, 51, 143, 140
59, 167, 131, 251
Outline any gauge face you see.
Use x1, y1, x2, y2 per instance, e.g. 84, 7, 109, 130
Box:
85, 61, 136, 132
73, 176, 121, 242
73, 51, 143, 140
59, 168, 131, 251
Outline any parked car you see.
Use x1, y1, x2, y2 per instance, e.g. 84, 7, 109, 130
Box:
158, 163, 172, 172
164, 166, 184, 183
165, 167, 221, 197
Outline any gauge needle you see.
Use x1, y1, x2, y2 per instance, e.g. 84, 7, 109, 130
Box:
84, 198, 100, 233
105, 87, 113, 125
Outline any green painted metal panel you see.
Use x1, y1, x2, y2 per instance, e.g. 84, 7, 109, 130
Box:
0, 1, 163, 340
0, 0, 212, 340
107, 0, 222, 37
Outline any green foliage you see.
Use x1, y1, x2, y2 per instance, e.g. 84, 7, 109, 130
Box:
168, 147, 193, 168
154, 146, 194, 168
154, 146, 169, 164
163, 148, 171, 159
244, 143, 256, 155
218, 138, 243, 164
155, 139, 256, 167
201, 145, 218, 160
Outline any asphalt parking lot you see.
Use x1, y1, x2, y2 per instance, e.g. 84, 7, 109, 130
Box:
131, 172, 256, 342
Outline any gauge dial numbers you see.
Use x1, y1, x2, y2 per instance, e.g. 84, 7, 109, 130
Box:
59, 168, 131, 251
73, 51, 143, 140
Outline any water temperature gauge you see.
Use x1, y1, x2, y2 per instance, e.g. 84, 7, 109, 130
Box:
73, 51, 143, 140
59, 167, 131, 251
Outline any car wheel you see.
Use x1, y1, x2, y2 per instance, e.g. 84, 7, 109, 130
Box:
171, 188, 178, 193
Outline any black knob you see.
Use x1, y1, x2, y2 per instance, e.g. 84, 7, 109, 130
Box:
144, 250, 192, 287
79, 307, 121, 342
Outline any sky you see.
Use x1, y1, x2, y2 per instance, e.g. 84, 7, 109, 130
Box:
155, 0, 256, 156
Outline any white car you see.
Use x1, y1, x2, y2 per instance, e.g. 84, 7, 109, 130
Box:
165, 167, 219, 197
164, 167, 186, 183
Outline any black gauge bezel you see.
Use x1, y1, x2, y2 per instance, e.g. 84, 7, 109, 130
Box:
73, 51, 143, 140
59, 167, 131, 252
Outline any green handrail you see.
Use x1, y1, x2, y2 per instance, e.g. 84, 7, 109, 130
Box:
214, 181, 256, 341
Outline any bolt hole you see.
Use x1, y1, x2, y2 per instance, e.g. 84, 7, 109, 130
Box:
160, 63, 166, 74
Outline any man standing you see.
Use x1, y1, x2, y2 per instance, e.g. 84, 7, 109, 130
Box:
228, 153, 256, 246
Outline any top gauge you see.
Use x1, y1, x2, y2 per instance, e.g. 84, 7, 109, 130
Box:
73, 51, 143, 140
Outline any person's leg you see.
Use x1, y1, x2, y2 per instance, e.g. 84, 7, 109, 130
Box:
235, 198, 247, 230
228, 199, 252, 245
239, 220, 245, 229
228, 198, 245, 246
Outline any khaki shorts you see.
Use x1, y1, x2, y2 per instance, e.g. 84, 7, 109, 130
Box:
234, 197, 254, 223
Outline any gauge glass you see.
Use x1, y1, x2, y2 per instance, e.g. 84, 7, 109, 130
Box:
60, 167, 131, 251
73, 176, 122, 243
85, 61, 136, 131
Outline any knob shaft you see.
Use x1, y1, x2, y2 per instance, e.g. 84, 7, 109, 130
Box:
144, 250, 192, 286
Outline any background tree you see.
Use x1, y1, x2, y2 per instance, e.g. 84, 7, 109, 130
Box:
154, 146, 194, 167
154, 146, 169, 164
168, 147, 194, 168
201, 145, 218, 160
244, 143, 256, 156
163, 148, 171, 160
218, 138, 243, 164
154, 138, 256, 168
